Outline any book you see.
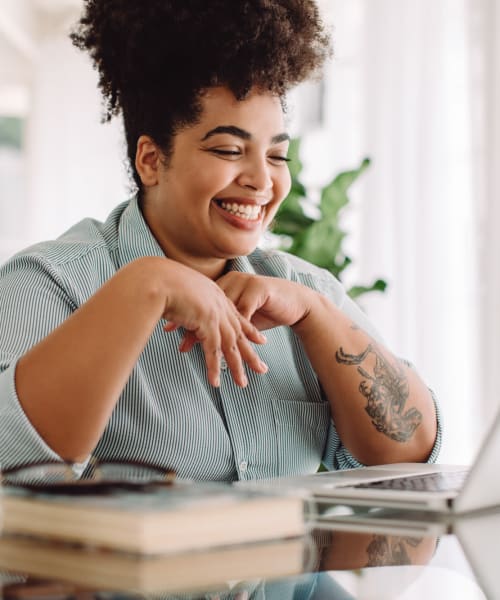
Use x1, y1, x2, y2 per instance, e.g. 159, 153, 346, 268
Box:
1, 481, 305, 554
0, 534, 308, 595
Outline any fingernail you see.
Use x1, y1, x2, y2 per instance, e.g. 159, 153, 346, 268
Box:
241, 374, 248, 387
260, 361, 268, 372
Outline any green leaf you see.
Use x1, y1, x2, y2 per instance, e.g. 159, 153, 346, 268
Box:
320, 157, 371, 219
290, 177, 306, 197
291, 220, 346, 270
348, 278, 388, 299
272, 190, 314, 236
0, 117, 23, 149
328, 255, 352, 280
287, 138, 303, 181
270, 144, 386, 304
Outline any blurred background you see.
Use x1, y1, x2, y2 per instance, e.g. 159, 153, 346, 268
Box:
1, 0, 499, 463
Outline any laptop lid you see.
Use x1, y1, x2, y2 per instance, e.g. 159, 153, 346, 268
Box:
453, 409, 500, 513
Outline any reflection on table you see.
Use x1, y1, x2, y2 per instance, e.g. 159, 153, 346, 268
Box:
2, 507, 500, 599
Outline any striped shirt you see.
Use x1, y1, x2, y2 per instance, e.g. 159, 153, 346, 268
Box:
0, 197, 441, 477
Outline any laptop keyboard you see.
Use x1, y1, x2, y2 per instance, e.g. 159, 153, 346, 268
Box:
354, 470, 469, 493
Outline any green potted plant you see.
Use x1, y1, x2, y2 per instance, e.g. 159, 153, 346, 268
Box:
270, 139, 387, 299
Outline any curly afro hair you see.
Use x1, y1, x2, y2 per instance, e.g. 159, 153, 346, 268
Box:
71, 0, 331, 194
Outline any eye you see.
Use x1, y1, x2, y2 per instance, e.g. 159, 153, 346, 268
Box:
267, 155, 291, 165
209, 148, 242, 159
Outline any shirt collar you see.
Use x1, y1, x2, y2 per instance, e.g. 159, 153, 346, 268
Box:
227, 254, 257, 275
117, 196, 166, 268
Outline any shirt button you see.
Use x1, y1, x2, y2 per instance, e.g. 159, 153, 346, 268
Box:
239, 460, 248, 472
220, 357, 228, 370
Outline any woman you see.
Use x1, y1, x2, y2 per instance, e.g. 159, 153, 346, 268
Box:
0, 0, 440, 479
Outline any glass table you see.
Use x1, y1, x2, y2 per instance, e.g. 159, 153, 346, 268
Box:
1, 505, 497, 599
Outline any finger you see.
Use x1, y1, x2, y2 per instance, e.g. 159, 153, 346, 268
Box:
225, 298, 266, 344
163, 321, 180, 332
239, 313, 267, 344
199, 327, 222, 388
216, 273, 247, 306
237, 332, 269, 375
220, 323, 248, 388
221, 316, 268, 385
231, 282, 267, 322
218, 275, 260, 321
179, 331, 198, 352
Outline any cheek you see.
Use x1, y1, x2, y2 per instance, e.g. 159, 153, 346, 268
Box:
174, 173, 217, 205
185, 167, 231, 200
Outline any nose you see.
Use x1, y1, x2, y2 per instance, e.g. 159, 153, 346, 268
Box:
236, 156, 273, 193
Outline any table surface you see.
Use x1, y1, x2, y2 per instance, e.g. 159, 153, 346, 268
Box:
1, 505, 497, 600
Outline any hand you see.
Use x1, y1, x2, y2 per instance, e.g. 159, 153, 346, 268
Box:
160, 261, 268, 388
215, 272, 316, 331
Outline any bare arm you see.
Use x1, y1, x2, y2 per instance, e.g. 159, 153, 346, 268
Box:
15, 257, 266, 462
292, 292, 437, 464
217, 272, 437, 465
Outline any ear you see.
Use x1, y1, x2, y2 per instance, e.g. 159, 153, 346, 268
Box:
135, 135, 161, 186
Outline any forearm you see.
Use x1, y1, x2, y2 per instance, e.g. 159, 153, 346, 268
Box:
293, 292, 437, 465
15, 257, 168, 462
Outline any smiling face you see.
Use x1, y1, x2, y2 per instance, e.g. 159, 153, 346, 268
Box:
138, 87, 292, 278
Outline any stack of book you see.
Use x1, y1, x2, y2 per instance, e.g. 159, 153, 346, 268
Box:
0, 480, 308, 594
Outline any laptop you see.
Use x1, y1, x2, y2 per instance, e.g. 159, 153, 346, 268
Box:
241, 409, 500, 514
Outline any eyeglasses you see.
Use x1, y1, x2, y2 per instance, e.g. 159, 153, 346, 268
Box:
1, 458, 176, 494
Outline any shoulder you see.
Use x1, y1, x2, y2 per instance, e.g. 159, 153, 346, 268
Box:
20, 201, 126, 267
0, 201, 128, 303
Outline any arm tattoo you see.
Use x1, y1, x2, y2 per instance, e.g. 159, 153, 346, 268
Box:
365, 535, 422, 567
335, 344, 422, 442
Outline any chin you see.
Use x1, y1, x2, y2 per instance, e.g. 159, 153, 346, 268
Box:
217, 237, 260, 258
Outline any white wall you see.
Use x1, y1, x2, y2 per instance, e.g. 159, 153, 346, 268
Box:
0, 1, 128, 259
25, 20, 128, 243
2, 0, 499, 465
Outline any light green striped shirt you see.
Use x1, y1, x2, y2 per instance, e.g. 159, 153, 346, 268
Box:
0, 197, 441, 477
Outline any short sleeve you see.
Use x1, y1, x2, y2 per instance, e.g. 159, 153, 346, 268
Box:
321, 387, 443, 470
0, 254, 76, 469
0, 360, 63, 468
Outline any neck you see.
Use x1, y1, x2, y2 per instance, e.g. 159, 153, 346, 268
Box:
152, 230, 228, 280
169, 251, 228, 280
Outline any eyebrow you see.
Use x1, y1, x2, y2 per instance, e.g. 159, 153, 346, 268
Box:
201, 125, 290, 145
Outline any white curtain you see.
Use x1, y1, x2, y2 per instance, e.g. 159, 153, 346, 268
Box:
300, 0, 500, 462
471, 0, 500, 439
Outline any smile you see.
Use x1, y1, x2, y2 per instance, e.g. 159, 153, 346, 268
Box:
217, 200, 262, 221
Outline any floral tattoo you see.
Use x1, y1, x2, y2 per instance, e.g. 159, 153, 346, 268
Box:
335, 344, 422, 442
365, 535, 422, 567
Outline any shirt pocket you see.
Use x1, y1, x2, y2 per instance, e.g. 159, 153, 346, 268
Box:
271, 397, 330, 477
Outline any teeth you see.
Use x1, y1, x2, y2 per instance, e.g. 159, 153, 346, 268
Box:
220, 201, 261, 220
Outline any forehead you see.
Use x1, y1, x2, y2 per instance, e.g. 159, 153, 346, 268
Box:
192, 87, 286, 138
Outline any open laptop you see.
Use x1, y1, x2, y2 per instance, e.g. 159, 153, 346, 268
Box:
242, 410, 500, 514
